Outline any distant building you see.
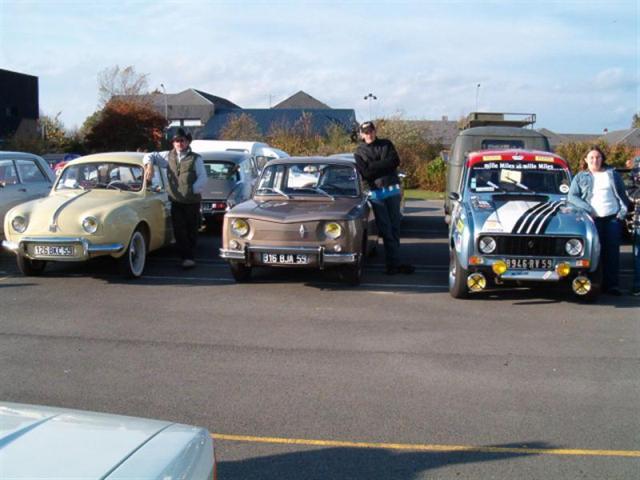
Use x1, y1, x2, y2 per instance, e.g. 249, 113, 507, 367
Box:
199, 91, 356, 139
392, 117, 460, 148
538, 127, 640, 155
0, 68, 39, 144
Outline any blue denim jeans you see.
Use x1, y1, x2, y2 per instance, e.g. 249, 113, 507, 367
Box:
370, 193, 402, 267
594, 215, 622, 291
633, 228, 640, 290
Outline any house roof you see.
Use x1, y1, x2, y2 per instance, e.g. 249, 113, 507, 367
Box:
199, 108, 356, 139
393, 120, 460, 146
273, 91, 331, 109
601, 128, 640, 147
538, 127, 640, 148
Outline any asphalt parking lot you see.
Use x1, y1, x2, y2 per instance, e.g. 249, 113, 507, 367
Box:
1, 200, 638, 479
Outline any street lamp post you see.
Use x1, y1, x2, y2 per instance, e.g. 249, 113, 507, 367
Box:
363, 93, 377, 121
475, 83, 481, 112
160, 83, 168, 122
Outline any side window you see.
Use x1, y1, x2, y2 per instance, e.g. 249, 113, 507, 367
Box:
16, 159, 47, 183
0, 160, 18, 185
239, 159, 253, 179
150, 167, 165, 192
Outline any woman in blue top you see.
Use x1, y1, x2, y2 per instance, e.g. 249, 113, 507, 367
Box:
568, 146, 630, 295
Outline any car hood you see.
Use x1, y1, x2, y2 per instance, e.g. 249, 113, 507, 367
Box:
9, 190, 139, 233
469, 195, 588, 235
228, 197, 363, 222
0, 402, 171, 479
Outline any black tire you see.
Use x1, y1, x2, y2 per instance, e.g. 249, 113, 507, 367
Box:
341, 254, 363, 286
118, 228, 147, 278
448, 249, 469, 299
16, 255, 46, 276
229, 261, 252, 282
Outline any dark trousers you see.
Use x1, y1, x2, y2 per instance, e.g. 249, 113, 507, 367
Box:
633, 226, 640, 290
171, 202, 200, 261
370, 194, 402, 267
595, 215, 622, 290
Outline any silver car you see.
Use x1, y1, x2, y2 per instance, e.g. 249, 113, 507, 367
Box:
0, 151, 55, 238
199, 151, 259, 226
449, 149, 601, 300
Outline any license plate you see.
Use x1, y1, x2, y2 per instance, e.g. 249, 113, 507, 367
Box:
261, 253, 309, 265
33, 245, 74, 257
505, 258, 553, 270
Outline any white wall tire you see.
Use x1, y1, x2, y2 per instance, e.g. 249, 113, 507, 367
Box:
119, 229, 147, 278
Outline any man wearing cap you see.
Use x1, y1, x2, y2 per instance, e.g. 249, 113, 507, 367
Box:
143, 128, 206, 268
354, 121, 414, 275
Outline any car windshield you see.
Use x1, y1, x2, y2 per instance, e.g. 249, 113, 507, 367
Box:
56, 162, 144, 192
204, 161, 238, 180
256, 163, 359, 197
468, 162, 570, 194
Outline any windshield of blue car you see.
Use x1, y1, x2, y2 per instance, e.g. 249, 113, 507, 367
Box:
256, 163, 360, 197
468, 162, 571, 194
204, 161, 239, 180
56, 162, 144, 192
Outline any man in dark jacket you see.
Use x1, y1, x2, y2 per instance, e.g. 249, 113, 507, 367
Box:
354, 121, 414, 275
144, 128, 206, 268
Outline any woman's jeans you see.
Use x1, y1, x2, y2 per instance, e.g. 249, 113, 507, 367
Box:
633, 228, 640, 291
594, 215, 622, 291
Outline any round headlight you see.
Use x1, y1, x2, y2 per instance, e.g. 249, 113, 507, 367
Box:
11, 215, 28, 233
478, 236, 496, 254
565, 238, 583, 256
82, 216, 99, 234
324, 222, 342, 240
231, 218, 249, 237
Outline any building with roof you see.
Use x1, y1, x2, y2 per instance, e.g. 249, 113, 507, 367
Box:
537, 127, 640, 155
0, 68, 39, 144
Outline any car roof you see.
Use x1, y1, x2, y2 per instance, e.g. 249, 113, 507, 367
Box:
199, 151, 251, 163
459, 126, 548, 138
264, 156, 356, 168
66, 152, 145, 167
0, 151, 46, 160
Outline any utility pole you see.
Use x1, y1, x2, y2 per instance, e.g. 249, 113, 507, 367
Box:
363, 93, 377, 120
475, 83, 481, 112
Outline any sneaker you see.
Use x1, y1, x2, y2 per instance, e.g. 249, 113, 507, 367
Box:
181, 259, 196, 269
631, 287, 640, 296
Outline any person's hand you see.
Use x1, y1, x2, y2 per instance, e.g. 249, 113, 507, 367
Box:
144, 164, 154, 183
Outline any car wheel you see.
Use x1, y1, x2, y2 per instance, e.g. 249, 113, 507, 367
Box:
16, 255, 46, 276
118, 228, 147, 278
341, 254, 362, 286
229, 261, 251, 282
449, 249, 469, 299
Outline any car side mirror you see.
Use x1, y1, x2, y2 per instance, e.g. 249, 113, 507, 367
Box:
449, 192, 460, 201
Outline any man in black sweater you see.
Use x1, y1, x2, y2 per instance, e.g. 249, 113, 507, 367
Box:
354, 121, 414, 275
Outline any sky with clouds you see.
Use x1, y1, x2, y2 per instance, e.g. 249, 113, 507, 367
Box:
1, 0, 637, 133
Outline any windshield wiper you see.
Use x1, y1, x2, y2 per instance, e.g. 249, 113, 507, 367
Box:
291, 187, 335, 200
486, 181, 506, 192
257, 186, 291, 199
502, 178, 529, 191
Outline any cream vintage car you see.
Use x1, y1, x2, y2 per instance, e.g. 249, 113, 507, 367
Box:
2, 152, 173, 278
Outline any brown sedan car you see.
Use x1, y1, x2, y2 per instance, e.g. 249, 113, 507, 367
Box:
220, 157, 378, 285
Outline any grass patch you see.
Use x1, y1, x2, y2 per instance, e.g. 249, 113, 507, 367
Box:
405, 189, 444, 200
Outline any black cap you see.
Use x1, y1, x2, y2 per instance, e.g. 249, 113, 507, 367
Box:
171, 127, 192, 142
359, 121, 375, 133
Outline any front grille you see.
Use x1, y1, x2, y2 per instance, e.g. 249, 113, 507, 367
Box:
488, 235, 574, 256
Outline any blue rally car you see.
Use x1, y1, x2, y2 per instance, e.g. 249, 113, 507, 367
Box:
448, 149, 601, 300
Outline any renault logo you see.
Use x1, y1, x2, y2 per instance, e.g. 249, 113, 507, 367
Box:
299, 225, 306, 238
528, 240, 535, 248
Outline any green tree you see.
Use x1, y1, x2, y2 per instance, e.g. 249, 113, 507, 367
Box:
632, 113, 640, 128
97, 65, 150, 107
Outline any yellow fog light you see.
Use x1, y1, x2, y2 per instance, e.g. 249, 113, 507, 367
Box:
324, 222, 342, 239
492, 260, 507, 275
231, 218, 249, 237
556, 262, 571, 277
572, 276, 592, 295
467, 273, 486, 292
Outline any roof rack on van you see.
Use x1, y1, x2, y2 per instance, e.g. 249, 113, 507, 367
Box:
462, 112, 536, 130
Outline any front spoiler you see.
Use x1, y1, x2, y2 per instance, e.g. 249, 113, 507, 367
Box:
2, 237, 125, 261
219, 245, 358, 268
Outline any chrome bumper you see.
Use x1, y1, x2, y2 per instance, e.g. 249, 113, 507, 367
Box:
2, 237, 124, 260
219, 245, 358, 268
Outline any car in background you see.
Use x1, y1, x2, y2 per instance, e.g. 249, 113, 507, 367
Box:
199, 150, 259, 228
444, 112, 552, 223
220, 156, 378, 285
2, 152, 173, 278
0, 151, 55, 238
191, 139, 289, 174
448, 149, 602, 300
0, 402, 216, 480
